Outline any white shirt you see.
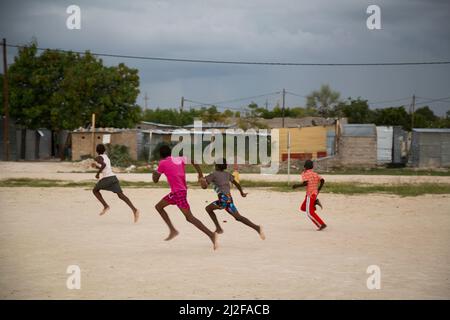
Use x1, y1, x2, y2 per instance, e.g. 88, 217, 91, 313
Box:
99, 154, 115, 179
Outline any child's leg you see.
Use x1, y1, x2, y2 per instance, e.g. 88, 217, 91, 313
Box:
92, 188, 110, 215
300, 196, 307, 212
230, 210, 265, 240
231, 211, 258, 231
315, 198, 323, 210
205, 203, 223, 233
180, 207, 218, 250
155, 199, 179, 240
306, 195, 326, 228
117, 192, 139, 222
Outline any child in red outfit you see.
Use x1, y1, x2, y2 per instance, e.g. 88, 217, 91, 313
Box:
292, 160, 327, 231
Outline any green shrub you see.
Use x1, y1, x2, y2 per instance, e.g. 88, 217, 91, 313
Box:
106, 144, 133, 167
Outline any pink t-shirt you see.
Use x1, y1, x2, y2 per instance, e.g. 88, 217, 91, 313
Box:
157, 156, 188, 192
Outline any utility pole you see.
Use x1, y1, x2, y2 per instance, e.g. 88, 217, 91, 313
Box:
91, 113, 96, 157
144, 92, 149, 109
2, 38, 10, 161
180, 96, 184, 112
265, 99, 268, 110
281, 88, 286, 128
410, 94, 416, 130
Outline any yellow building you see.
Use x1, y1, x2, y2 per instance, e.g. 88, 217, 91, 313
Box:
277, 125, 335, 161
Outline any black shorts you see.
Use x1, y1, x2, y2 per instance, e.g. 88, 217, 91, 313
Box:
94, 176, 123, 193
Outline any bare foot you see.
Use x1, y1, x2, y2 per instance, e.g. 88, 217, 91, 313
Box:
258, 226, 266, 240
99, 206, 110, 216
216, 228, 224, 234
164, 230, 179, 241
212, 232, 219, 250
133, 209, 140, 223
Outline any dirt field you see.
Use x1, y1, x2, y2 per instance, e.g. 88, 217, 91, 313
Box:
1, 185, 449, 299
0, 162, 449, 299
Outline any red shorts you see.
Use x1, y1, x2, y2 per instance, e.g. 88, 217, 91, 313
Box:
162, 190, 190, 209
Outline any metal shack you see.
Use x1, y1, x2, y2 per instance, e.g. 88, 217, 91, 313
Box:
410, 128, 450, 168
376, 126, 393, 164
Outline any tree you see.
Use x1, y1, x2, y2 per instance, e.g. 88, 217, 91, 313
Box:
200, 105, 225, 123
306, 84, 340, 117
2, 42, 141, 131
335, 98, 374, 123
413, 106, 437, 128
372, 106, 411, 130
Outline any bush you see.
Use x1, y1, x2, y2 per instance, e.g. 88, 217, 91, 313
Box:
106, 144, 133, 167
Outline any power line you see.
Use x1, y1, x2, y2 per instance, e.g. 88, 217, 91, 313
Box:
414, 96, 450, 106
6, 43, 450, 66
285, 91, 308, 98
184, 99, 247, 112
184, 91, 280, 109
186, 92, 450, 111
415, 96, 450, 104
368, 97, 412, 105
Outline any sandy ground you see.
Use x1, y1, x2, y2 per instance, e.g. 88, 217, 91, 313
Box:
1, 161, 450, 184
0, 185, 449, 299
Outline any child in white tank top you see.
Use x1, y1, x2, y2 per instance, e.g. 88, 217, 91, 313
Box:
99, 154, 115, 179
92, 144, 139, 223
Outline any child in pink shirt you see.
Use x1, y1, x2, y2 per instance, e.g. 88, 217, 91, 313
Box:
152, 145, 219, 250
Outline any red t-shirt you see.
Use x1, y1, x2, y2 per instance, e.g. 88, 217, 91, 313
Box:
301, 169, 322, 196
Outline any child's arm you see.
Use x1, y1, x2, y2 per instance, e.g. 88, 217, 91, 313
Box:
318, 178, 325, 193
152, 164, 161, 183
199, 177, 208, 189
199, 173, 210, 189
292, 181, 308, 189
152, 171, 161, 183
93, 156, 105, 179
192, 163, 204, 179
231, 180, 247, 197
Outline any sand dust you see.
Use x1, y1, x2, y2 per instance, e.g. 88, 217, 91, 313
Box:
0, 185, 449, 299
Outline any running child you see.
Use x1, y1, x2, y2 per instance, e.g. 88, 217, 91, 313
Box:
152, 145, 219, 250
91, 144, 140, 223
292, 159, 327, 230
200, 158, 265, 240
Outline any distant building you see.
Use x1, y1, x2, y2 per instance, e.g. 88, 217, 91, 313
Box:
376, 126, 393, 164
251, 117, 340, 162
184, 121, 238, 131
337, 124, 377, 168
71, 128, 143, 161
258, 116, 339, 129
136, 121, 180, 131
277, 126, 335, 161
1, 118, 65, 161
392, 126, 408, 165
410, 128, 450, 168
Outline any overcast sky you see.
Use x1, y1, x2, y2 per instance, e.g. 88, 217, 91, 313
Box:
1, 0, 449, 115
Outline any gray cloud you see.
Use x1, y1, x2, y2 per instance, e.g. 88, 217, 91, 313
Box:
1, 0, 449, 115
